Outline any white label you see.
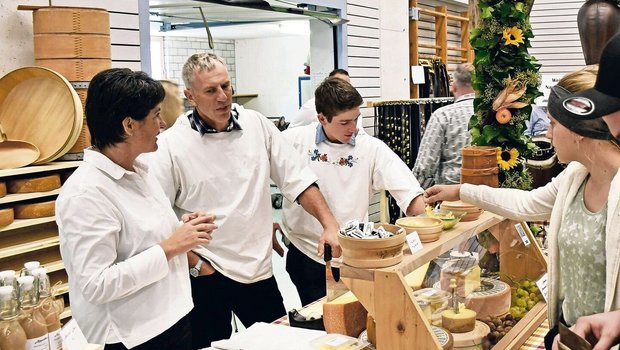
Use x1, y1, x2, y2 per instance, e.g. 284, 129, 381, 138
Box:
406, 231, 424, 254
326, 335, 349, 346
411, 66, 425, 84
515, 223, 531, 247
60, 319, 89, 350
536, 273, 549, 303
49, 329, 63, 350
26, 334, 49, 350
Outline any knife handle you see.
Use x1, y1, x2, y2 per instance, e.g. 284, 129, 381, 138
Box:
324, 243, 332, 262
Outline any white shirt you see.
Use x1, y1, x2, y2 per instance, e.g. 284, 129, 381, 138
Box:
56, 149, 192, 348
281, 123, 424, 265
148, 105, 318, 283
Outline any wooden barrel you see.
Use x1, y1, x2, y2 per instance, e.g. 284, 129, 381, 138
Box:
31, 7, 111, 155
461, 146, 499, 187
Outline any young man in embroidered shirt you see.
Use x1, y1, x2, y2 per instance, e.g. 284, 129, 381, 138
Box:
280, 77, 426, 305
148, 53, 341, 349
412, 63, 475, 188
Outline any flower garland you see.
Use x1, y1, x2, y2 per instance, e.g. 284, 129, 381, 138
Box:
469, 0, 541, 190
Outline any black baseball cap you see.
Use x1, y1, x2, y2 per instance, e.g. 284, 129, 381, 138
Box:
561, 31, 620, 120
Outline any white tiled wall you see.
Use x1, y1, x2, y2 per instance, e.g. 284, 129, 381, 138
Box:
161, 37, 237, 91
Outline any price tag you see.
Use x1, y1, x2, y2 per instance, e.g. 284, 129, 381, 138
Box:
60, 319, 89, 350
406, 231, 423, 254
536, 273, 549, 303
515, 223, 531, 247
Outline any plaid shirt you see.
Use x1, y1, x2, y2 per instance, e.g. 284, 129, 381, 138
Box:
412, 93, 475, 188
187, 105, 242, 135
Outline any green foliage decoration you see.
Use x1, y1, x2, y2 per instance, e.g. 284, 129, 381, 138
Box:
469, 0, 542, 189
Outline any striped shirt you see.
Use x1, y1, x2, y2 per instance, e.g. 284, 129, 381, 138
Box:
187, 106, 242, 135
412, 93, 475, 188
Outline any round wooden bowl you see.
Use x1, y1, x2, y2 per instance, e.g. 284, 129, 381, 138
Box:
396, 217, 443, 242
440, 201, 484, 222
338, 224, 406, 268
0, 66, 83, 164
0, 208, 14, 227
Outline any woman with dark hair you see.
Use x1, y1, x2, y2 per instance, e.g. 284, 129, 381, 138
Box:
56, 68, 216, 349
423, 68, 620, 350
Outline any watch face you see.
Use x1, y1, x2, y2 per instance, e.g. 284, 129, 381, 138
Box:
190, 268, 199, 277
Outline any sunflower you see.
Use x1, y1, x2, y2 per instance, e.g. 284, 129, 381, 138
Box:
502, 27, 524, 47
497, 147, 520, 170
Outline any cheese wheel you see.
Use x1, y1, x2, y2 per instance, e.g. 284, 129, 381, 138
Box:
7, 174, 61, 194
0, 182, 6, 198
464, 279, 511, 319
432, 326, 454, 350
0, 208, 14, 227
323, 291, 367, 337
434, 278, 511, 320
442, 309, 476, 333
14, 200, 55, 219
451, 321, 490, 349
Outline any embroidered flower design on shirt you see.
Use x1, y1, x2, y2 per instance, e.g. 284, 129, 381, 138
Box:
309, 149, 358, 167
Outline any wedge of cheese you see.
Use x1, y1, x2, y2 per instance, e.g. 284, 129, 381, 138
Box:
440, 264, 481, 297
323, 291, 367, 337
404, 262, 430, 291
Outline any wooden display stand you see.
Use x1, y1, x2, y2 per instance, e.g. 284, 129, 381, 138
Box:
340, 212, 548, 350
0, 161, 81, 323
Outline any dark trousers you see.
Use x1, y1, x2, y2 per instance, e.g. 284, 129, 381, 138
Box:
544, 314, 568, 350
286, 243, 339, 306
188, 270, 285, 349
105, 314, 192, 350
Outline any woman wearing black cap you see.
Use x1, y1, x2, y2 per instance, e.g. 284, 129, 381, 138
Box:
423, 68, 620, 350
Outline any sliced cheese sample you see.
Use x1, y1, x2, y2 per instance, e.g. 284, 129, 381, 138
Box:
323, 291, 367, 337
441, 308, 476, 333
404, 262, 430, 291
7, 174, 61, 194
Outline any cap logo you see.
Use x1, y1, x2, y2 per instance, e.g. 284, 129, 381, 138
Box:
563, 97, 595, 116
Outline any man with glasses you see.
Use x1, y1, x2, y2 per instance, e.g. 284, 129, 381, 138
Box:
280, 77, 426, 305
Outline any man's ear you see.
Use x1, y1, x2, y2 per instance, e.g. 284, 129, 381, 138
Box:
184, 89, 196, 107
317, 113, 328, 125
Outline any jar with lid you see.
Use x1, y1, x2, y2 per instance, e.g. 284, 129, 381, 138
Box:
0, 285, 27, 350
17, 276, 49, 350
32, 268, 62, 350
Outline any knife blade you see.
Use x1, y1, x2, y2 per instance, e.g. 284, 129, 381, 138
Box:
559, 323, 592, 350
324, 243, 349, 302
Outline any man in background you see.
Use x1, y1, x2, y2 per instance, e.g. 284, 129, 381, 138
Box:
288, 69, 352, 128
412, 63, 475, 188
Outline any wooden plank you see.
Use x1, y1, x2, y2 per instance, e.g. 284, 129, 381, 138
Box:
341, 276, 376, 316
409, 0, 419, 98
0, 189, 60, 205
0, 217, 56, 233
497, 220, 547, 283
0, 161, 80, 178
374, 270, 441, 350
435, 6, 448, 64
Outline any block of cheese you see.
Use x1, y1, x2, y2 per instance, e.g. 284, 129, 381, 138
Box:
464, 278, 511, 319
404, 262, 430, 291
0, 208, 14, 227
14, 200, 55, 219
323, 291, 367, 337
440, 254, 481, 297
0, 181, 6, 198
7, 174, 61, 194
441, 308, 476, 333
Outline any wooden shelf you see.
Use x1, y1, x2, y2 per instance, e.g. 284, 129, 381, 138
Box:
0, 216, 56, 233
232, 93, 258, 99
0, 189, 60, 205
0, 161, 80, 178
340, 211, 503, 281
56, 282, 69, 295
46, 259, 65, 273
0, 226, 59, 259
60, 305, 71, 320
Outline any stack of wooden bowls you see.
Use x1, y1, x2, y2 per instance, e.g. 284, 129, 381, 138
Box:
0, 66, 83, 165
396, 217, 443, 243
337, 224, 406, 268
440, 201, 484, 222
32, 6, 112, 155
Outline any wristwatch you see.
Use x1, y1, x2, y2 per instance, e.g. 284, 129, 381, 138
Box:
189, 258, 204, 278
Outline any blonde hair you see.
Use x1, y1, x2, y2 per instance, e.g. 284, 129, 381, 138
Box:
159, 80, 185, 129
182, 53, 227, 89
557, 67, 598, 93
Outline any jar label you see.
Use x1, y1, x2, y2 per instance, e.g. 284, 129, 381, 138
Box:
26, 334, 49, 350
49, 329, 63, 350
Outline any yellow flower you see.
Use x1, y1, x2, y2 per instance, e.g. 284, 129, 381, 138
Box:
503, 27, 524, 47
497, 147, 519, 170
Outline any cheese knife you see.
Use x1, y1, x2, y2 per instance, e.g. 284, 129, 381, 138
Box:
559, 323, 592, 350
324, 243, 348, 302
